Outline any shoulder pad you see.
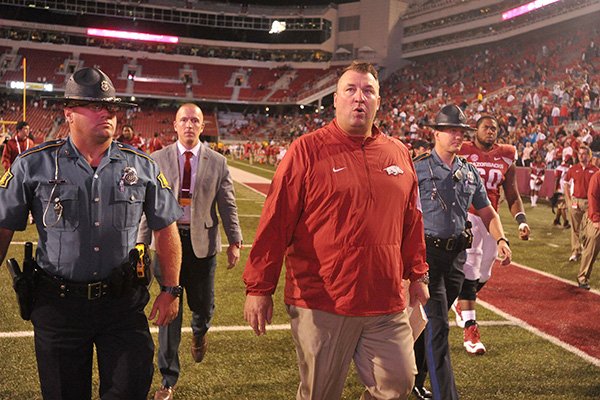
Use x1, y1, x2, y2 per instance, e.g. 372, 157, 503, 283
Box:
413, 152, 431, 162
19, 139, 66, 158
116, 142, 155, 164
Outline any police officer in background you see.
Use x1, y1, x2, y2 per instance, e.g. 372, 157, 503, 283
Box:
0, 67, 184, 400
412, 105, 511, 400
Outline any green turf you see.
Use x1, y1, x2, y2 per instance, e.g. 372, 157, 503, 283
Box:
0, 160, 599, 399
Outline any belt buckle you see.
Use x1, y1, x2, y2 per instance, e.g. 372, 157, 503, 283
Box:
445, 238, 456, 251
87, 281, 103, 300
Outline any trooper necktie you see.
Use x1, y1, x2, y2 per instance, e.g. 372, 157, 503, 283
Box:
180, 151, 193, 205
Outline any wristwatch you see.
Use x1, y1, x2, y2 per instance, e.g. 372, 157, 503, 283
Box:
160, 285, 183, 298
416, 272, 430, 285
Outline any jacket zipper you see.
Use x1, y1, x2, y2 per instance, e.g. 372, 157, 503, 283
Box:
361, 141, 374, 201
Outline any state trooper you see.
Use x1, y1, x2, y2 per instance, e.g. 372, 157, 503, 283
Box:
411, 105, 511, 400
0, 67, 184, 400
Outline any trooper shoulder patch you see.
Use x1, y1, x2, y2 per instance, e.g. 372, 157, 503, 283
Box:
157, 172, 171, 190
0, 169, 13, 189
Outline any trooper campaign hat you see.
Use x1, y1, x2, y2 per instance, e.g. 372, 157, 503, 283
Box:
425, 104, 475, 131
46, 67, 137, 107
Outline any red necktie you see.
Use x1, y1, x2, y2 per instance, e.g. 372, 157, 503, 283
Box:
181, 151, 193, 199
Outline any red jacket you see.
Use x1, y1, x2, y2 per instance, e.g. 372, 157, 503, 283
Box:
243, 120, 428, 316
566, 163, 599, 198
588, 170, 600, 223
1, 136, 34, 171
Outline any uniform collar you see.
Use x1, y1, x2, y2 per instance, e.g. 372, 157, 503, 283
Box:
430, 148, 464, 171
61, 138, 131, 166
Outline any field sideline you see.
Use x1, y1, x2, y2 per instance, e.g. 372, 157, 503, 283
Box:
0, 159, 599, 399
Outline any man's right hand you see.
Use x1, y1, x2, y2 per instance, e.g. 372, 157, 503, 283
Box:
244, 294, 273, 336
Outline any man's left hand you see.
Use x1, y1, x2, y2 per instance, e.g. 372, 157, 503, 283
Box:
408, 280, 430, 307
226, 244, 241, 269
148, 292, 179, 326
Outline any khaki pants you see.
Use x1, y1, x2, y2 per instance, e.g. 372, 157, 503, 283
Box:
569, 198, 588, 256
579, 214, 599, 284
287, 305, 416, 400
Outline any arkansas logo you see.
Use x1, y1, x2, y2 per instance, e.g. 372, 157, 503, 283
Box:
384, 165, 404, 176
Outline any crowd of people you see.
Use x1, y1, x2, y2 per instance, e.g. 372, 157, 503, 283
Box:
0, 41, 598, 399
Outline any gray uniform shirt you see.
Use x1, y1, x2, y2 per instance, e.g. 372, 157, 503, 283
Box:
0, 138, 183, 282
414, 149, 490, 238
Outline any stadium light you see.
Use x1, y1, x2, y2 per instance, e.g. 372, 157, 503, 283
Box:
8, 81, 53, 92
502, 0, 560, 21
269, 20, 286, 34
87, 28, 179, 44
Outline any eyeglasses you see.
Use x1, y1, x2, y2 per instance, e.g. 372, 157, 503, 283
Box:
67, 102, 121, 113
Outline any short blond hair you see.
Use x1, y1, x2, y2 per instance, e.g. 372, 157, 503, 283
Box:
339, 61, 378, 81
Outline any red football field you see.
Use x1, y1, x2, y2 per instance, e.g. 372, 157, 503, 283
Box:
478, 262, 600, 362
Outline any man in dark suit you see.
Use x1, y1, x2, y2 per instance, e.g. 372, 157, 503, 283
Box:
138, 103, 243, 400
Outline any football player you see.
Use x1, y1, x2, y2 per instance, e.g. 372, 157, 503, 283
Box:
454, 115, 531, 355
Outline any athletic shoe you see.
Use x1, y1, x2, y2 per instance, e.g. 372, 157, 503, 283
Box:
451, 300, 465, 328
463, 324, 486, 355
578, 282, 591, 290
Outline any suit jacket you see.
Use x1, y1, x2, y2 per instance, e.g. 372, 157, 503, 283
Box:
138, 142, 242, 258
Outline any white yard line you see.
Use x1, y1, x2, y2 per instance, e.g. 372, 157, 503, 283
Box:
0, 321, 515, 339
478, 299, 600, 368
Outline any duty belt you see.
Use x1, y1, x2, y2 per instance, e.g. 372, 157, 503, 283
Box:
37, 271, 111, 300
425, 235, 467, 252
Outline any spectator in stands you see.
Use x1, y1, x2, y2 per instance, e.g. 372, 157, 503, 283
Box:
243, 61, 429, 400
522, 141, 534, 166
412, 139, 430, 158
564, 146, 599, 262
147, 132, 165, 153
530, 152, 546, 207
117, 124, 145, 151
1, 121, 34, 171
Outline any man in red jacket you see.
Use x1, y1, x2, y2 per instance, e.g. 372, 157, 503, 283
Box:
578, 154, 600, 290
1, 121, 34, 171
564, 146, 598, 261
243, 61, 430, 400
